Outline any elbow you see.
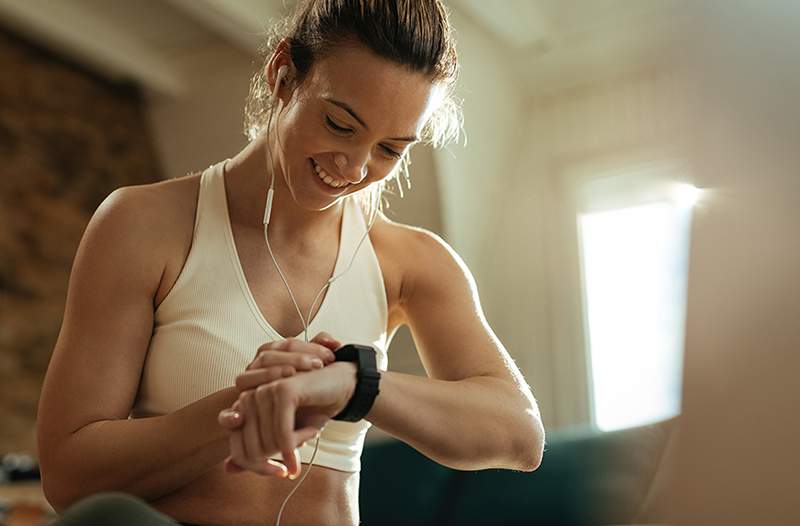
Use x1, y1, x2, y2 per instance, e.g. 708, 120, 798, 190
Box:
40, 459, 94, 515
39, 457, 105, 513
42, 473, 115, 515
514, 415, 546, 472
38, 446, 85, 513
41, 473, 74, 515
38, 450, 68, 513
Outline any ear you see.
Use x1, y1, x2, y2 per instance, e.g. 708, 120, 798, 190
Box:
265, 39, 295, 97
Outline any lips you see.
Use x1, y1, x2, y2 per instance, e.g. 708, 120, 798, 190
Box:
310, 157, 351, 190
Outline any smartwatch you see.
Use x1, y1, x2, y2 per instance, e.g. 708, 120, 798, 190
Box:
332, 344, 381, 422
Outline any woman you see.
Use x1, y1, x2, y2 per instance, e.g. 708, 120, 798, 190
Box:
36, 1, 545, 525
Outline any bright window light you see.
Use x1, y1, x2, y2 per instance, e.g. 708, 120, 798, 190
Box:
579, 199, 693, 431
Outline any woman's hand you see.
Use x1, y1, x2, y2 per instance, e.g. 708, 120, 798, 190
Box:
219, 360, 358, 478
218, 332, 344, 476
234, 333, 340, 393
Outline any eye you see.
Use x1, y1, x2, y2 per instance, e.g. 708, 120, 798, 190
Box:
325, 115, 352, 135
382, 146, 403, 160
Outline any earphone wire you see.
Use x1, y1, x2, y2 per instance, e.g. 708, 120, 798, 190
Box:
263, 66, 379, 526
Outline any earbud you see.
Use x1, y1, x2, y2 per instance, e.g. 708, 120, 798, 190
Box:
271, 64, 292, 117
273, 65, 290, 99
264, 64, 292, 225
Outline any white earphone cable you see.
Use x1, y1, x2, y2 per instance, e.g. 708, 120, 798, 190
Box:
263, 65, 379, 526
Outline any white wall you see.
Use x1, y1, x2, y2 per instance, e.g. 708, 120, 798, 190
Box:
479, 69, 691, 429
433, 8, 526, 279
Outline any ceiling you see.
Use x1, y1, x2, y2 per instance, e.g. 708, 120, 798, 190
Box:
0, 0, 689, 97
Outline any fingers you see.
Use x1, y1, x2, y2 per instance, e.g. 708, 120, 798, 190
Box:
224, 430, 246, 474
225, 426, 320, 478
218, 407, 243, 429
219, 377, 327, 479
225, 392, 288, 478
296, 426, 322, 448
310, 332, 342, 351
223, 377, 329, 480
224, 437, 286, 477
247, 351, 326, 373
254, 338, 337, 363
239, 391, 275, 476
265, 382, 301, 479
236, 365, 298, 392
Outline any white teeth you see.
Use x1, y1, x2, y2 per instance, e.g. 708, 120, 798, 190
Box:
312, 159, 347, 189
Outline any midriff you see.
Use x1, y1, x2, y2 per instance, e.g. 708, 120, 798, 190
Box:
150, 459, 359, 526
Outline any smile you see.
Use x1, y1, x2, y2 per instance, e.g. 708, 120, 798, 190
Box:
311, 158, 350, 189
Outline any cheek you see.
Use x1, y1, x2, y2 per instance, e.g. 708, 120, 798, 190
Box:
277, 111, 310, 149
277, 103, 321, 150
368, 164, 402, 187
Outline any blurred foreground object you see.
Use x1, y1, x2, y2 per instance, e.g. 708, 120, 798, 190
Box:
647, 1, 800, 524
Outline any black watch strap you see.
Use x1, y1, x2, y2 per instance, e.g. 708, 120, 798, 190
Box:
332, 344, 381, 422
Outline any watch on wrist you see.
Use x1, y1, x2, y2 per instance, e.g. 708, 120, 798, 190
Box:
332, 344, 381, 422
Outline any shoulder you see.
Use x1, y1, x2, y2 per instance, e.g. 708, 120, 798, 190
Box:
85, 173, 202, 287
369, 209, 474, 308
104, 172, 201, 219
94, 173, 200, 248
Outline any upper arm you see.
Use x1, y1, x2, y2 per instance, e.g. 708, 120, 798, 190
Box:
400, 228, 544, 467
400, 228, 529, 387
36, 186, 167, 468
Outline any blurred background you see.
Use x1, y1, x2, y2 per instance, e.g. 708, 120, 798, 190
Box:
1, 1, 798, 525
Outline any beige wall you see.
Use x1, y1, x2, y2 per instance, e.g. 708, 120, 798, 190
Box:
144, 43, 254, 178
477, 69, 690, 429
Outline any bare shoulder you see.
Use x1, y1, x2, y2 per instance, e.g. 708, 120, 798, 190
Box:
115, 172, 201, 221
100, 172, 202, 305
369, 210, 470, 308
102, 173, 200, 252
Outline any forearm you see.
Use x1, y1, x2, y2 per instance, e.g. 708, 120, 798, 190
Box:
45, 386, 239, 511
367, 371, 544, 472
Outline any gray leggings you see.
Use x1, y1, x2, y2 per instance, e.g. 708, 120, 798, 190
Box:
51, 492, 200, 526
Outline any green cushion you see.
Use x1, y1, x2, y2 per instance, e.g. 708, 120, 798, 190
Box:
447, 418, 675, 526
360, 418, 676, 526
360, 439, 456, 525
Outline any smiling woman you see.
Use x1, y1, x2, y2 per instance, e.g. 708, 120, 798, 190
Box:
36, 1, 544, 526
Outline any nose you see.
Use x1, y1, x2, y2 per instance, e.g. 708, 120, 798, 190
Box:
334, 153, 368, 184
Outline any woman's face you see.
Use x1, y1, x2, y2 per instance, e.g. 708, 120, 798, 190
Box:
272, 43, 441, 210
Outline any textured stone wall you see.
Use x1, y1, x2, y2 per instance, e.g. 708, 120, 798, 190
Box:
0, 28, 162, 456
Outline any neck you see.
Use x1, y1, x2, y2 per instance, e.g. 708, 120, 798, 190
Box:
223, 132, 344, 249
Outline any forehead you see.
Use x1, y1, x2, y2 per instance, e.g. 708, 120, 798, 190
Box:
303, 43, 439, 135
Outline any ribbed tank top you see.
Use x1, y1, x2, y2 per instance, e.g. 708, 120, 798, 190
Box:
129, 159, 390, 472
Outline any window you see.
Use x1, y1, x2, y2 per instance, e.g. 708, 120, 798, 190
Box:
575, 163, 698, 431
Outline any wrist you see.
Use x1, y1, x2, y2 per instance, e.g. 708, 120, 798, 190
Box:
330, 361, 358, 399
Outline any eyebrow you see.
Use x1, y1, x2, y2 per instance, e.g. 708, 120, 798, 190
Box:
323, 97, 419, 143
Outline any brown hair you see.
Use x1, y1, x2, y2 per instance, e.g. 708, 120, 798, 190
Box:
243, 0, 462, 217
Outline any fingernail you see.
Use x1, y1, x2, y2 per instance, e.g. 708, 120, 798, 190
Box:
311, 359, 323, 368
230, 411, 241, 420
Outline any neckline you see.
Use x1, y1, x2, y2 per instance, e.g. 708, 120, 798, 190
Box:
218, 160, 349, 340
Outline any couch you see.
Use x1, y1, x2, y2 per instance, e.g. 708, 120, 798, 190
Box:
359, 417, 676, 526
